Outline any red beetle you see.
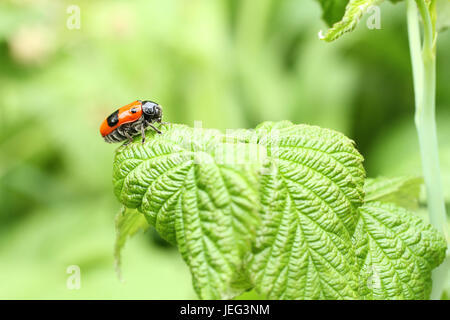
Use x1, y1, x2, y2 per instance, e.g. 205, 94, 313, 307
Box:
100, 100, 163, 144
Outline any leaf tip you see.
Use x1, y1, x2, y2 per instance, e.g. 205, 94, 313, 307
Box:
318, 29, 326, 40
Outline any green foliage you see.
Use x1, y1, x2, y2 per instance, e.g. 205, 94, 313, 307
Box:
315, 0, 349, 26
320, 0, 450, 42
248, 121, 365, 299
320, 0, 384, 41
113, 121, 446, 300
114, 206, 149, 279
364, 176, 423, 209
358, 176, 447, 299
113, 124, 261, 299
354, 201, 447, 299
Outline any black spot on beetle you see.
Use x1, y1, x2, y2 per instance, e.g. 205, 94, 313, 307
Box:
107, 110, 119, 127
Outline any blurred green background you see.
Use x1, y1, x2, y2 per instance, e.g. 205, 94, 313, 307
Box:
0, 0, 449, 299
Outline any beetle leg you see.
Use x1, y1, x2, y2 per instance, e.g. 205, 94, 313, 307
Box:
124, 132, 133, 145
141, 124, 146, 143
149, 123, 162, 134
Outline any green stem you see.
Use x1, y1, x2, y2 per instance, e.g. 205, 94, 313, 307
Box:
407, 0, 449, 299
407, 0, 423, 115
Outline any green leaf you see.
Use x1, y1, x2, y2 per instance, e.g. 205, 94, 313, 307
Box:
318, 0, 448, 41
248, 121, 366, 299
353, 201, 447, 299
112, 121, 446, 300
315, 0, 350, 26
113, 124, 262, 299
364, 176, 423, 209
114, 206, 150, 279
320, 0, 384, 42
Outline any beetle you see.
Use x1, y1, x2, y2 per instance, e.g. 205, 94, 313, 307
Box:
100, 100, 163, 144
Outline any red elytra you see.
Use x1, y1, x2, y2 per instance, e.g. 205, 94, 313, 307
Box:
100, 100, 143, 137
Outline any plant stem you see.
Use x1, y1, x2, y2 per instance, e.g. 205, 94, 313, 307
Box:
407, 0, 449, 299
407, 0, 423, 111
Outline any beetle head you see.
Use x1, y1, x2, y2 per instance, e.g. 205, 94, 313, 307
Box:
141, 100, 162, 120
